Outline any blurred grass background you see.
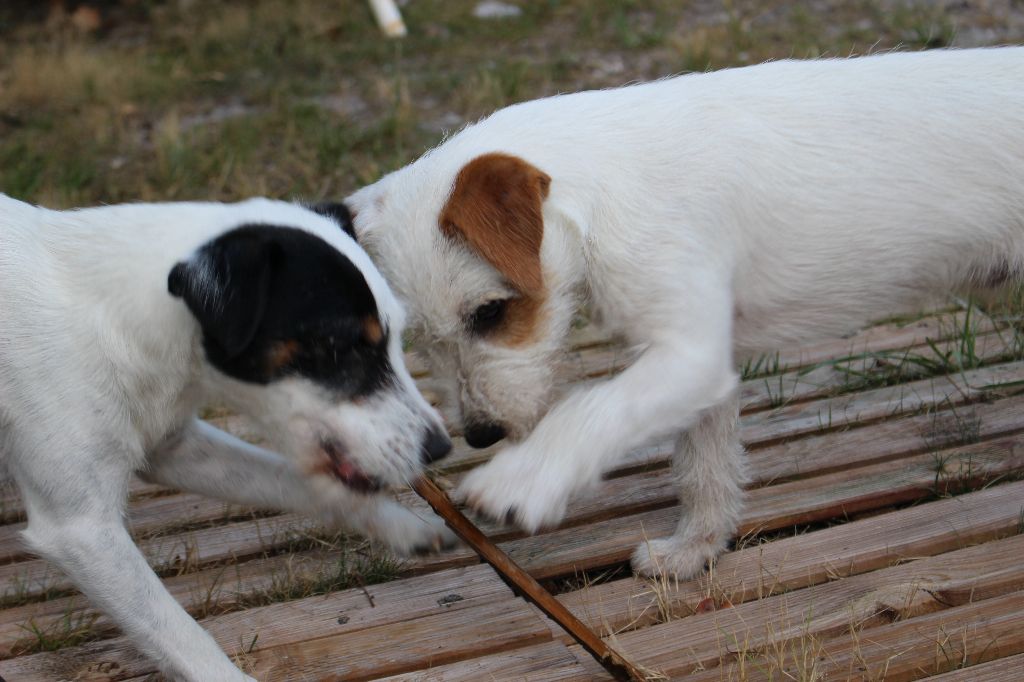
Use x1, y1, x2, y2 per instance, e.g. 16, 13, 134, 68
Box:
1, 0, 1022, 208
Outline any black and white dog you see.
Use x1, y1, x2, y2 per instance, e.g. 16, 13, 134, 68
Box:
0, 195, 454, 681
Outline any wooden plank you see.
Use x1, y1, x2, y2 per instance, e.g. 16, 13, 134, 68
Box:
687, 590, 1024, 682
244, 597, 551, 682
428, 395, 1024, 542
437, 359, 1024, 474
10, 383, 1017, 576
374, 641, 597, 682
14, 599, 551, 681
748, 395, 1024, 485
556, 480, 1024, 639
561, 310, 999, 385
9, 473, 1024, 663
2, 339, 1015, 659
0, 493, 239, 564
927, 652, 1024, 680
0, 478, 169, 528
412, 476, 646, 682
740, 435, 1024, 532
0, 513, 320, 604
0, 546, 344, 655
560, 327, 1011, 414
411, 436, 1024, 580
740, 360, 1024, 445
606, 534, 1024, 678
437, 388, 1024, 542
0, 564, 511, 679
748, 309, 996, 374
739, 328, 1010, 413
5, 398, 1022, 641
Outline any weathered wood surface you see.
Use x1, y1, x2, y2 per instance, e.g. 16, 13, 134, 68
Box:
687, 590, 1024, 682
10, 383, 1021, 636
3, 309, 1024, 680
556, 481, 1024, 639
927, 652, 1024, 681
375, 641, 598, 681
0, 565, 512, 679
610, 535, 1024, 677
244, 597, 551, 682
412, 476, 646, 681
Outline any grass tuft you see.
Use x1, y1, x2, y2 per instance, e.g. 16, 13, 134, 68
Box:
14, 610, 101, 655
236, 543, 403, 610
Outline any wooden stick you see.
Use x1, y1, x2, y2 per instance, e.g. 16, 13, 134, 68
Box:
413, 476, 646, 682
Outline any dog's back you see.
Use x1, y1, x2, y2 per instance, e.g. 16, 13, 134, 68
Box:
0, 196, 52, 446
441, 48, 1024, 348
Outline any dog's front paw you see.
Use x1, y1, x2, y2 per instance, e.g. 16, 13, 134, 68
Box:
630, 535, 727, 579
370, 502, 459, 557
456, 448, 571, 533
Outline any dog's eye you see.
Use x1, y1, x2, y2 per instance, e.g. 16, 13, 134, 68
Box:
468, 299, 508, 335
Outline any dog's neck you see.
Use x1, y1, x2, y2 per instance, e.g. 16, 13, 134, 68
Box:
34, 202, 222, 442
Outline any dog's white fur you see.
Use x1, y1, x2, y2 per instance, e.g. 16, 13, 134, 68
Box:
0, 195, 451, 681
349, 47, 1024, 578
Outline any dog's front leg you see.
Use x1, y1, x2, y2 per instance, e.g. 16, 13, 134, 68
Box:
631, 390, 747, 578
457, 319, 738, 541
144, 419, 456, 555
11, 433, 253, 682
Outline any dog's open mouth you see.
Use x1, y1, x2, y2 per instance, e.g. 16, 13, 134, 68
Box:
321, 439, 381, 494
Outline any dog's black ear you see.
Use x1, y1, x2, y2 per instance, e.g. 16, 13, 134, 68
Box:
169, 231, 281, 359
311, 202, 357, 241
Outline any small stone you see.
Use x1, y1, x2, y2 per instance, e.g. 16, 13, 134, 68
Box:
337, 614, 350, 624
473, 1, 521, 20
437, 593, 464, 607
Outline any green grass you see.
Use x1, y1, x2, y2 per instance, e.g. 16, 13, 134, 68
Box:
1, 0, 1015, 208
15, 610, 101, 655
234, 542, 403, 610
826, 306, 994, 394
740, 351, 784, 381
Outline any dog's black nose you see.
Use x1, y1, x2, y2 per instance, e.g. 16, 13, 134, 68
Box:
464, 421, 507, 449
421, 426, 453, 464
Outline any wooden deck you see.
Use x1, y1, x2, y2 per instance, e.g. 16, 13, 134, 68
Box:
2, 308, 1024, 680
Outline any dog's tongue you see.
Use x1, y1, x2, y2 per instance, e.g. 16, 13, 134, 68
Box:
323, 441, 380, 493
332, 457, 378, 493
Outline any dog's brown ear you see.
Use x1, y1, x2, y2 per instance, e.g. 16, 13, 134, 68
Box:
440, 153, 551, 297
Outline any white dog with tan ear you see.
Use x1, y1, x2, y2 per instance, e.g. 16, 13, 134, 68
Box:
347, 47, 1024, 578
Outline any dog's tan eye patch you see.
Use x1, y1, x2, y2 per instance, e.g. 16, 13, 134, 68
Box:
266, 339, 301, 372
363, 316, 384, 345
462, 296, 544, 346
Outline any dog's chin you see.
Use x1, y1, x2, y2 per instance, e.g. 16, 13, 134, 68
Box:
488, 420, 535, 447
319, 439, 383, 494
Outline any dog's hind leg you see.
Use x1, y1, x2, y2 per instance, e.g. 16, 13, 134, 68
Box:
10, 428, 253, 682
143, 418, 456, 555
631, 390, 747, 579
